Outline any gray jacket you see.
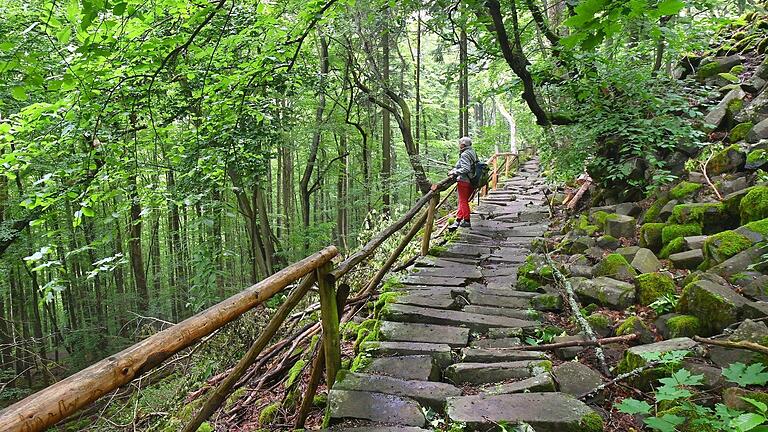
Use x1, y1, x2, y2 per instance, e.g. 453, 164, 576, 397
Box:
452, 146, 478, 183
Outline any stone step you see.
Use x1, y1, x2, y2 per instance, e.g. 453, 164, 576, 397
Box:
471, 337, 522, 349
445, 392, 603, 431
481, 267, 519, 277
364, 355, 440, 382
411, 267, 483, 280
328, 390, 426, 427
462, 305, 541, 321
359, 341, 453, 368
415, 257, 480, 270
380, 321, 469, 348
482, 373, 556, 395
467, 285, 536, 298
395, 290, 458, 310
482, 275, 518, 291
402, 275, 467, 287
445, 360, 551, 385
323, 427, 430, 432
333, 371, 461, 411
384, 303, 539, 332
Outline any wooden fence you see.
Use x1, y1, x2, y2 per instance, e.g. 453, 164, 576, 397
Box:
0, 152, 518, 432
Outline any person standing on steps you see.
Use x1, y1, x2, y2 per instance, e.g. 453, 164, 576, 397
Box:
448, 136, 477, 230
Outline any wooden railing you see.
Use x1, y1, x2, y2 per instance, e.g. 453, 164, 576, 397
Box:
0, 152, 518, 432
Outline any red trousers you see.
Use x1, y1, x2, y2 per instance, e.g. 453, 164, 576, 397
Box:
457, 180, 472, 221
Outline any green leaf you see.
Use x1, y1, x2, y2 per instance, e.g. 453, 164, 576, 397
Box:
731, 413, 766, 431
11, 86, 28, 101
656, 0, 685, 16
723, 363, 768, 386
81, 207, 95, 217
744, 397, 768, 414
112, 2, 127, 15
645, 414, 686, 432
615, 398, 652, 415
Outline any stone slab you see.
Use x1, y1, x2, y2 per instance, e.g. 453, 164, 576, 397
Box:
396, 290, 457, 310
445, 360, 550, 385
365, 355, 440, 382
482, 373, 557, 395
384, 303, 539, 332
446, 392, 600, 431
462, 305, 541, 320
333, 371, 461, 411
360, 341, 453, 368
471, 337, 522, 348
468, 292, 534, 309
402, 275, 467, 287
553, 362, 604, 399
328, 390, 426, 427
380, 321, 470, 348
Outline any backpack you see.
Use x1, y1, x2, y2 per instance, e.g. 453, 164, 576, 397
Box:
469, 151, 491, 190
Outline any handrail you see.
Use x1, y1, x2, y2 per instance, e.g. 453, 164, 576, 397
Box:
0, 246, 338, 432
0, 152, 518, 432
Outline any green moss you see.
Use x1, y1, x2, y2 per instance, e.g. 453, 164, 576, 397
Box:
616, 316, 649, 336
669, 181, 703, 199
645, 197, 671, 223
660, 236, 686, 259
731, 64, 746, 73
661, 224, 702, 245
744, 217, 768, 236
381, 276, 404, 292
353, 319, 381, 350
531, 293, 561, 311
747, 149, 767, 165
593, 253, 637, 279
740, 186, 768, 224
727, 98, 744, 114
374, 291, 402, 318
666, 315, 701, 338
196, 423, 214, 432
428, 245, 447, 256
636, 272, 676, 305
703, 230, 753, 263
697, 61, 722, 79
640, 223, 666, 251
517, 275, 542, 292
586, 313, 611, 329
570, 411, 605, 432
591, 210, 611, 229
259, 401, 281, 425
350, 351, 372, 371
313, 393, 327, 408
670, 203, 726, 225
730, 122, 754, 143
285, 359, 306, 388
678, 281, 739, 335
707, 144, 743, 175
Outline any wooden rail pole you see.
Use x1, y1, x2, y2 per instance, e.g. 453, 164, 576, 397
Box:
182, 273, 320, 432
0, 246, 338, 432
492, 155, 499, 189
317, 262, 341, 386
505, 154, 510, 178
420, 193, 439, 256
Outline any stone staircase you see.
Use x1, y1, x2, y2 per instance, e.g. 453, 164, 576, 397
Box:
324, 159, 605, 431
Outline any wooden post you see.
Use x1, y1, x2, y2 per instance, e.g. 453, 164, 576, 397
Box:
505, 154, 510, 178
421, 193, 439, 256
492, 155, 499, 190
317, 262, 341, 386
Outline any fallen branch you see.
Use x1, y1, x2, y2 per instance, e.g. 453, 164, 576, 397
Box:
545, 253, 610, 376
700, 150, 723, 201
510, 333, 638, 351
693, 336, 768, 356
577, 358, 664, 400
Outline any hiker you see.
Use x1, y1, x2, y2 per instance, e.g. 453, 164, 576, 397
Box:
448, 136, 477, 229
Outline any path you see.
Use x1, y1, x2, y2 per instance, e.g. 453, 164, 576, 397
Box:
324, 159, 604, 431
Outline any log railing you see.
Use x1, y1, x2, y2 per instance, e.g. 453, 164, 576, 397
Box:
0, 152, 517, 432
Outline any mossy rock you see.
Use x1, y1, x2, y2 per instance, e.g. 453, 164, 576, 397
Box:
706, 144, 746, 175
661, 224, 702, 245
259, 401, 281, 425
697, 61, 723, 79
747, 149, 768, 169
531, 293, 562, 311
669, 203, 728, 233
590, 210, 611, 229
570, 411, 604, 432
586, 313, 613, 337
740, 185, 768, 224
593, 253, 638, 282
702, 230, 754, 266
644, 196, 671, 223
517, 275, 542, 292
636, 272, 676, 305
678, 280, 744, 335
639, 223, 665, 252
730, 122, 754, 142
759, 36, 768, 54
669, 181, 703, 200
660, 236, 686, 259
744, 217, 768, 237
666, 315, 701, 338
616, 315, 654, 343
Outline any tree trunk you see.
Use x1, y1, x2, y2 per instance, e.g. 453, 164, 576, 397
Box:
495, 98, 517, 153
459, 24, 469, 136
128, 174, 148, 312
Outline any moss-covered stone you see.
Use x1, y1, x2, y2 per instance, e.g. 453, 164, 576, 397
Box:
313, 393, 328, 408
669, 181, 704, 200
636, 272, 676, 305
639, 223, 665, 252
697, 61, 723, 79
706, 144, 746, 175
517, 275, 542, 292
666, 315, 701, 338
593, 253, 638, 282
740, 186, 768, 224
661, 224, 702, 245
645, 195, 671, 223
259, 401, 281, 425
568, 411, 605, 432
660, 236, 686, 259
669, 203, 727, 230
744, 217, 768, 236
678, 280, 746, 335
730, 122, 754, 142
702, 230, 753, 265
531, 293, 562, 311
747, 149, 767, 169
586, 313, 611, 329
590, 210, 611, 229
616, 315, 654, 343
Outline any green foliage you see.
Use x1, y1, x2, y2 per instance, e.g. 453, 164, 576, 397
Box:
723, 363, 768, 387
650, 293, 680, 315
